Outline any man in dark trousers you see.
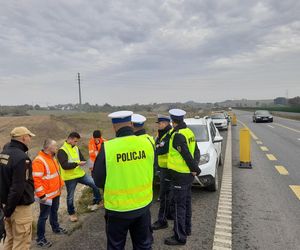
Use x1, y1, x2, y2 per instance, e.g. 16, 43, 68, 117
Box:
164, 109, 201, 246
0, 126, 35, 250
93, 111, 155, 250
152, 114, 173, 230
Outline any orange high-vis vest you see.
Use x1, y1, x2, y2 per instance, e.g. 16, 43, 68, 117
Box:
88, 137, 106, 163
32, 151, 64, 199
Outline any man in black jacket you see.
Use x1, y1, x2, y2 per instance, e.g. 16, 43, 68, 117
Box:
152, 114, 173, 230
164, 109, 201, 246
0, 126, 35, 250
93, 111, 154, 250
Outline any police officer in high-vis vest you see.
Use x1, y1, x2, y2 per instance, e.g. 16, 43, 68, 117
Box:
57, 132, 102, 222
92, 111, 155, 250
132, 113, 155, 145
152, 114, 173, 230
164, 109, 201, 246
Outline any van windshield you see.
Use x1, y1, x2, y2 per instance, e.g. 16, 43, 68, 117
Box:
187, 125, 209, 142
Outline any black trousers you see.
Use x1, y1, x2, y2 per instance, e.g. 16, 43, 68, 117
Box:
105, 209, 153, 250
172, 183, 192, 243
157, 169, 172, 223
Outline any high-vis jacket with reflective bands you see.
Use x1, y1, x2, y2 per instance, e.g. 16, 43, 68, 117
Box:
104, 135, 154, 212
32, 151, 64, 200
156, 130, 172, 168
167, 128, 196, 173
88, 137, 106, 163
59, 142, 85, 181
139, 134, 155, 148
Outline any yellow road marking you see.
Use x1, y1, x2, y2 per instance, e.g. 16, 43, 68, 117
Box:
237, 120, 259, 140
260, 146, 269, 151
275, 165, 289, 175
273, 123, 300, 134
266, 154, 277, 161
290, 185, 300, 200
256, 141, 263, 145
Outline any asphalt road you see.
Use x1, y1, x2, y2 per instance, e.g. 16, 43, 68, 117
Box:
233, 110, 300, 250
37, 130, 228, 250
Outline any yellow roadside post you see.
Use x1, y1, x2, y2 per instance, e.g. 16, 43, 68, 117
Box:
239, 127, 252, 168
231, 113, 237, 126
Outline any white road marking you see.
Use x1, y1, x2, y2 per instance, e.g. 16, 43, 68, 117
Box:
298, 138, 300, 141
213, 125, 232, 250
267, 125, 274, 128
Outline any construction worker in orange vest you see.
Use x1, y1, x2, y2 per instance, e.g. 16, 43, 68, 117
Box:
32, 139, 66, 248
88, 130, 106, 170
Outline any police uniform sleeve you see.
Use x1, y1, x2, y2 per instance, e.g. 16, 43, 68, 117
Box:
4, 158, 26, 217
194, 143, 200, 165
92, 144, 106, 189
172, 133, 200, 174
57, 149, 78, 170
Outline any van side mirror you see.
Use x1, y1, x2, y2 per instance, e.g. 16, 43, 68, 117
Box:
213, 135, 223, 143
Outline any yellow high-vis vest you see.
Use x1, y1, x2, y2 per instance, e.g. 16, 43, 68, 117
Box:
167, 128, 196, 173
157, 129, 173, 169
59, 142, 85, 181
104, 135, 154, 212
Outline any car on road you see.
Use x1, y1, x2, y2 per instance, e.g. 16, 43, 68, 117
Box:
210, 113, 228, 130
253, 110, 273, 123
185, 116, 223, 191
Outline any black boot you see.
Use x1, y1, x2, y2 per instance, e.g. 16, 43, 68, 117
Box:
164, 236, 186, 246
151, 220, 168, 230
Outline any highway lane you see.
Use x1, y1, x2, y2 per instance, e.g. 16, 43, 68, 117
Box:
233, 110, 300, 250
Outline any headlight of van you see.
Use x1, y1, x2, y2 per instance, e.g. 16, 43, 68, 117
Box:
199, 153, 210, 165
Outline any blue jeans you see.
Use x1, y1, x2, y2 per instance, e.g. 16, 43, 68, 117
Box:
37, 195, 60, 241
65, 174, 101, 215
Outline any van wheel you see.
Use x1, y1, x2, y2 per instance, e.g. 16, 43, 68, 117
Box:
219, 154, 223, 166
206, 166, 218, 192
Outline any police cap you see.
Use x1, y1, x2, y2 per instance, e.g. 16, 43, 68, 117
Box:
108, 111, 133, 124
169, 109, 186, 122
132, 114, 146, 127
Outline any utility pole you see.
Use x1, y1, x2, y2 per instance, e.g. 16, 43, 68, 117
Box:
78, 73, 82, 106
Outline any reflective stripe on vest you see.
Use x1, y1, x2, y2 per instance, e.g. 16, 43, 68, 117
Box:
167, 128, 196, 173
59, 142, 85, 181
104, 135, 154, 212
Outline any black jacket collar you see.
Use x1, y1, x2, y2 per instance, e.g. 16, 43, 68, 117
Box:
134, 129, 146, 136
9, 139, 28, 152
116, 126, 135, 137
173, 121, 187, 132
158, 124, 172, 139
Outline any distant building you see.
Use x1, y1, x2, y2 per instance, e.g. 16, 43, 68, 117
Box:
274, 97, 287, 105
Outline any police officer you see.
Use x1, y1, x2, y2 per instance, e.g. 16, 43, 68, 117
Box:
0, 127, 35, 250
164, 109, 201, 246
93, 111, 154, 250
132, 113, 155, 147
152, 114, 173, 230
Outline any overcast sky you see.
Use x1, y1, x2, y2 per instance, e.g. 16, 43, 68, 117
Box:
0, 0, 300, 106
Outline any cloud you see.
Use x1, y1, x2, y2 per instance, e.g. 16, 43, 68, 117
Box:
0, 0, 300, 105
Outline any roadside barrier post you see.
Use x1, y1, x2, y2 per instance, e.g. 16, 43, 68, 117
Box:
232, 113, 237, 126
239, 128, 252, 168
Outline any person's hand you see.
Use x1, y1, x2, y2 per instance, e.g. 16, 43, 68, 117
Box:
41, 196, 47, 202
78, 161, 86, 166
191, 172, 197, 176
4, 216, 10, 221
